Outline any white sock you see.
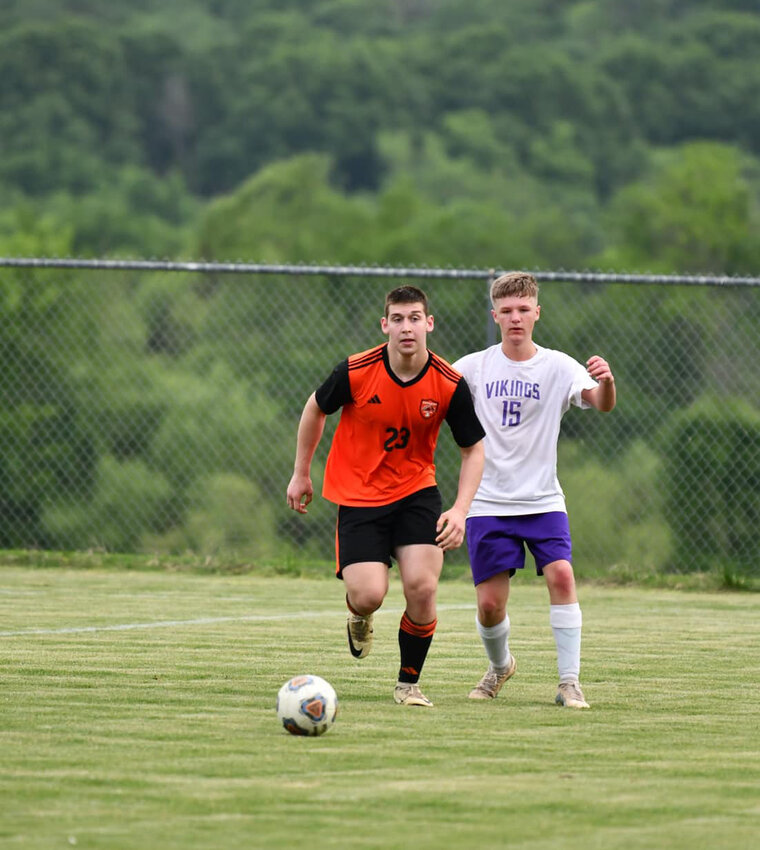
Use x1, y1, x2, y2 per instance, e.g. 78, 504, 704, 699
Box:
476, 614, 510, 670
550, 603, 582, 683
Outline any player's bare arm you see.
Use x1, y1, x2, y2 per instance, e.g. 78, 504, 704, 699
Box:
286, 393, 327, 513
582, 355, 616, 413
435, 440, 485, 550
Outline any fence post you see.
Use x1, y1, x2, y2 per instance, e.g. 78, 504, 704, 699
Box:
485, 269, 497, 347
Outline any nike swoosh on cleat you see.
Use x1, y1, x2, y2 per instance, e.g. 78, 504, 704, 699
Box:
347, 624, 365, 658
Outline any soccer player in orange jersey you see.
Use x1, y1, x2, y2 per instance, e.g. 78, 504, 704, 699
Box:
287, 286, 485, 707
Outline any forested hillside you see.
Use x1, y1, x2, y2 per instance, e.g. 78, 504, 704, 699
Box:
1, 0, 759, 272
1, 1, 759, 576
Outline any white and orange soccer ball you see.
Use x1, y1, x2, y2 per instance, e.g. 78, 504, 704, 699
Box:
276, 675, 338, 736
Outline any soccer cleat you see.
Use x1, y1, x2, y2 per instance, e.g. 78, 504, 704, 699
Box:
393, 683, 434, 707
346, 611, 374, 659
555, 680, 590, 709
468, 654, 517, 700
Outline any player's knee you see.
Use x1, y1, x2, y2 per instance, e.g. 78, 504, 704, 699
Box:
477, 591, 505, 622
402, 574, 437, 607
545, 560, 576, 599
349, 587, 386, 614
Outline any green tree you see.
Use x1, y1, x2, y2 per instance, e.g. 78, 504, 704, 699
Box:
0, 19, 140, 194
660, 397, 760, 575
596, 142, 760, 274
193, 153, 375, 262
42, 166, 200, 257
0, 261, 101, 546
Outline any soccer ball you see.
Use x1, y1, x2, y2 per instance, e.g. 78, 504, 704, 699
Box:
276, 675, 338, 737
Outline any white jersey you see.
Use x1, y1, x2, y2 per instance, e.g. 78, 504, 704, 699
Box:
453, 344, 597, 517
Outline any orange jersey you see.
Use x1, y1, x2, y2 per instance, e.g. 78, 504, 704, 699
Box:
315, 344, 484, 507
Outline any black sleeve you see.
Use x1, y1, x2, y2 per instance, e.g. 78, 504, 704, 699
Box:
314, 359, 352, 414
446, 378, 485, 448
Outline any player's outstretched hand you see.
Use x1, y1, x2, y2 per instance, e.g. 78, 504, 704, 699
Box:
586, 354, 614, 383
436, 507, 467, 551
286, 474, 313, 514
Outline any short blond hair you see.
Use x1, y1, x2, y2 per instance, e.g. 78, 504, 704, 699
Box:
490, 271, 538, 304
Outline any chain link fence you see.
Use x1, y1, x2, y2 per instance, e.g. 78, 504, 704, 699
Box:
1, 259, 759, 580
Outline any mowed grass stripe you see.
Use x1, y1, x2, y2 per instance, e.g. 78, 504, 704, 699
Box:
0, 604, 476, 637
1, 567, 758, 850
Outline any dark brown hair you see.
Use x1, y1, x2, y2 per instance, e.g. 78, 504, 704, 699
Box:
384, 285, 429, 317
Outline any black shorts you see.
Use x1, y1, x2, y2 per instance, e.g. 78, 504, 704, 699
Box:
336, 486, 442, 578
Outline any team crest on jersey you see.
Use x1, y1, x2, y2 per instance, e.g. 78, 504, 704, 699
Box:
420, 399, 439, 419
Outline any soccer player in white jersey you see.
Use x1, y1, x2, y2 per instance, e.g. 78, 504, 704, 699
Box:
452, 271, 616, 708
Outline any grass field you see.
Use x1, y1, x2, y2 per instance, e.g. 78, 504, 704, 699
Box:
1, 566, 758, 849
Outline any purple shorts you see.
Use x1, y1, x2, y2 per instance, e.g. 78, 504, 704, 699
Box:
465, 512, 573, 585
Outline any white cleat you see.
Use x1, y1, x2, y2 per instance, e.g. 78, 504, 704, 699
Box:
555, 680, 590, 709
468, 654, 517, 700
393, 683, 434, 707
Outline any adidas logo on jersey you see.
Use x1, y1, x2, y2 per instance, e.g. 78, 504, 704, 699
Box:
368, 394, 382, 404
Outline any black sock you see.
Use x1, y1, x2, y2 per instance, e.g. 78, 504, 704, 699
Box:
397, 611, 437, 684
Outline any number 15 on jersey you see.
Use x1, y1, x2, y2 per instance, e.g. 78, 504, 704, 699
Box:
502, 400, 521, 427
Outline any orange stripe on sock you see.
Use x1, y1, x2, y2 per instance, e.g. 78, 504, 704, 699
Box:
400, 612, 437, 638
